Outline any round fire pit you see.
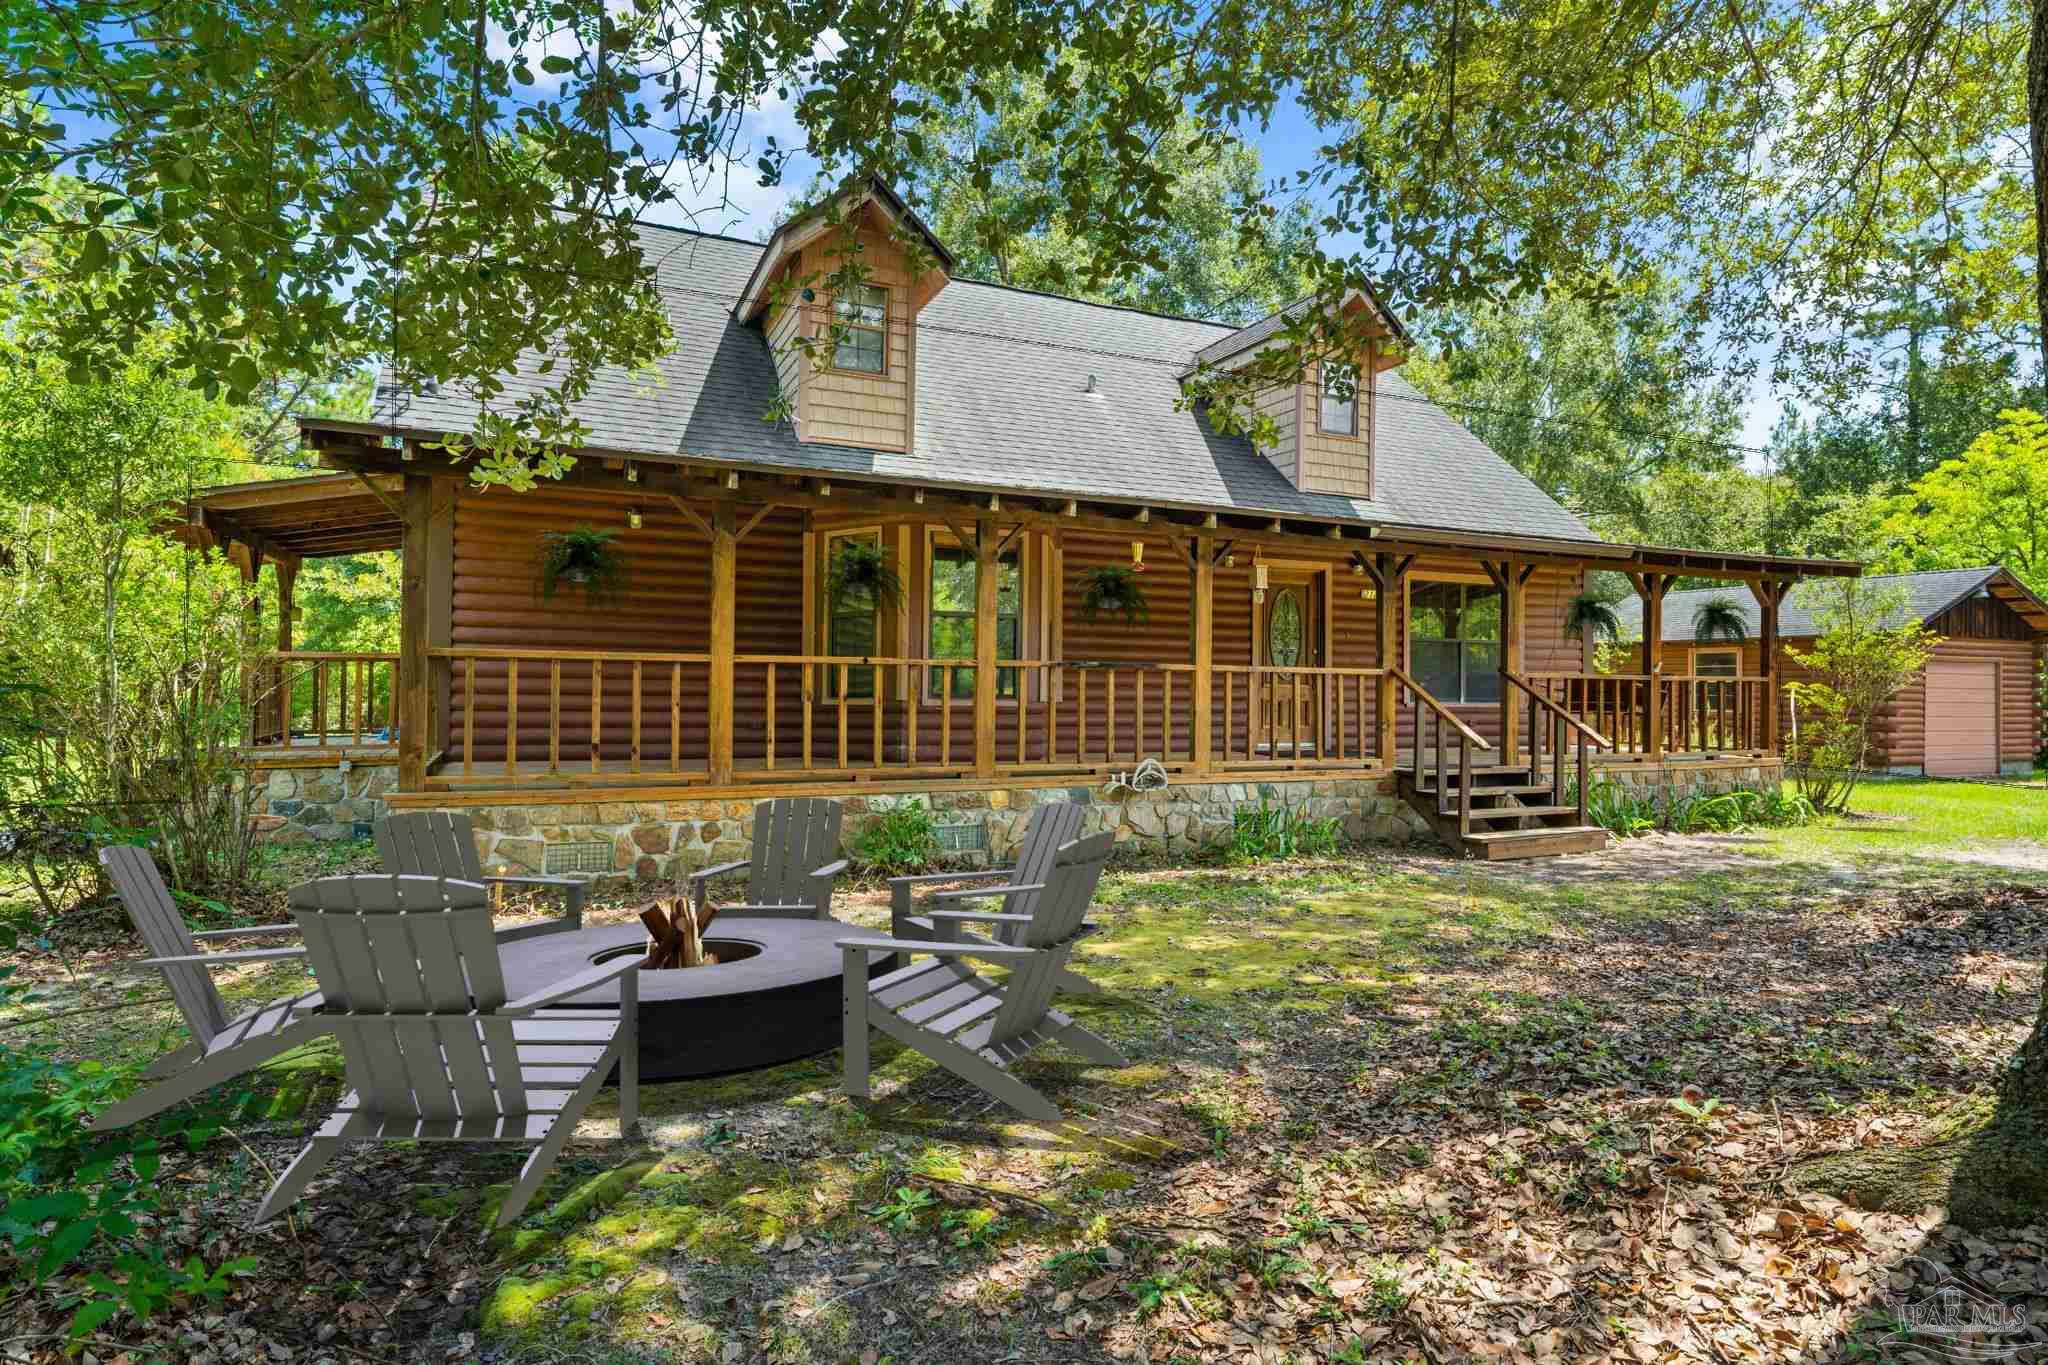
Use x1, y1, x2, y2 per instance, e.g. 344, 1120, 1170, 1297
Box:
497, 917, 897, 1082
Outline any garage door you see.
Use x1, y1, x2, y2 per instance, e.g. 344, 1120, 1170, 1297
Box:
1924, 661, 1998, 777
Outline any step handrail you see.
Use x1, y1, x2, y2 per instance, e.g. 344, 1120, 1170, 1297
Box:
1500, 670, 1615, 750
1388, 668, 1493, 750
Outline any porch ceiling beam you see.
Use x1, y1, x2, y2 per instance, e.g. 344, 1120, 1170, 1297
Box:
197, 474, 401, 510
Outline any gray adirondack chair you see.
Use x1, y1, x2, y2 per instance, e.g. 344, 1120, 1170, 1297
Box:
376, 812, 586, 941
839, 831, 1127, 1121
254, 874, 639, 1228
93, 844, 326, 1131
886, 801, 1100, 997
683, 798, 848, 921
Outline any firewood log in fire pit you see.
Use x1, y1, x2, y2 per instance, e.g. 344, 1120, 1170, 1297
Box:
639, 897, 719, 969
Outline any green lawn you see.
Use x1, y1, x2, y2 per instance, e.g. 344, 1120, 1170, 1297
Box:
5, 779, 2045, 1364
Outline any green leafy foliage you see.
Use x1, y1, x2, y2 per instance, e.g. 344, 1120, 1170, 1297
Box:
1575, 780, 1815, 838
1562, 592, 1623, 643
1876, 409, 2048, 597
535, 527, 628, 607
1785, 580, 1943, 811
1078, 566, 1151, 627
0, 969, 257, 1347
849, 799, 942, 875
1225, 801, 1342, 863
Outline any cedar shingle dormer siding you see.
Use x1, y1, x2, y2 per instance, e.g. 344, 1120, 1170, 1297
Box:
747, 188, 950, 454
1243, 341, 1377, 499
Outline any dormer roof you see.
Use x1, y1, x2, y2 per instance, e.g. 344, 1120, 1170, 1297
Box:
1183, 285, 1411, 377
735, 175, 955, 325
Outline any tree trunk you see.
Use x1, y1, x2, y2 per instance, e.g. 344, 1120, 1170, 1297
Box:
1942, 965, 2048, 1229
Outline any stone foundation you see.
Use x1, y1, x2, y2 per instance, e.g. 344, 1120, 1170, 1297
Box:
1591, 758, 1784, 799
244, 772, 1431, 883
245, 761, 402, 842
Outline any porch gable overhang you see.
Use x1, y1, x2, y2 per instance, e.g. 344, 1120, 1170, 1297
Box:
164, 471, 404, 566
294, 416, 1861, 584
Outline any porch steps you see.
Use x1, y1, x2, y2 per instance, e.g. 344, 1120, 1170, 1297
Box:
1394, 760, 1609, 861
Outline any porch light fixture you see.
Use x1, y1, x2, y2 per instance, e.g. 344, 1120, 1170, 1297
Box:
628, 508, 644, 530
1224, 553, 1236, 569
1252, 561, 1269, 605
1130, 540, 1145, 573
625, 461, 639, 483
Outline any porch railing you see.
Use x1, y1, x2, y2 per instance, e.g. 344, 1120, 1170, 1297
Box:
437, 647, 714, 779
1522, 672, 1770, 756
246, 651, 400, 748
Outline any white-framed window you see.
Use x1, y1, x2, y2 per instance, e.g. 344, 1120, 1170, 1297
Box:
1409, 580, 1501, 704
926, 532, 1021, 700
1319, 360, 1358, 435
1693, 649, 1740, 678
821, 528, 883, 698
832, 284, 887, 374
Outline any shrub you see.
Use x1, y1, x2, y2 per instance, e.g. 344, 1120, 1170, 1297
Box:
1574, 779, 1815, 837
1784, 580, 1941, 811
850, 798, 942, 874
1225, 800, 1342, 863
0, 963, 256, 1346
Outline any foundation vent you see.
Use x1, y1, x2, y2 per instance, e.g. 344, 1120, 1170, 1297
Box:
542, 841, 612, 876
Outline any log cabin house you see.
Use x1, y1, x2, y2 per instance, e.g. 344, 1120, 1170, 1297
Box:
1618, 566, 2046, 779
174, 179, 1861, 865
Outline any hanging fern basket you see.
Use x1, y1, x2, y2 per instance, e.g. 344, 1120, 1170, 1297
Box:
536, 526, 629, 607
826, 541, 903, 610
1079, 565, 1151, 626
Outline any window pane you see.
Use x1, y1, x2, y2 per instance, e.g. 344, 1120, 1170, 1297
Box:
1463, 642, 1501, 703
830, 610, 876, 659
834, 327, 883, 373
1267, 589, 1303, 667
1695, 651, 1740, 677
996, 557, 1021, 613
1413, 639, 1460, 700
1457, 587, 1501, 641
1321, 362, 1357, 434
835, 284, 886, 325
1410, 583, 1459, 639
930, 549, 976, 613
930, 615, 975, 660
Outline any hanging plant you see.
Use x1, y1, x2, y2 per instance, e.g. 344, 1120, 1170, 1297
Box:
826, 540, 903, 609
535, 526, 628, 606
1080, 565, 1151, 626
1692, 596, 1749, 643
1562, 591, 1623, 642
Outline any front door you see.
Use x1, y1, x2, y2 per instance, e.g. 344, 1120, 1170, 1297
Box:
1260, 576, 1322, 752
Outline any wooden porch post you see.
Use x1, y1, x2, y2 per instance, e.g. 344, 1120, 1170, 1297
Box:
1370, 553, 1407, 766
1749, 577, 1789, 753
397, 475, 431, 792
973, 515, 998, 779
1191, 534, 1214, 772
1634, 572, 1671, 761
426, 479, 456, 755
1489, 559, 1527, 760
233, 542, 264, 746
708, 503, 738, 785
272, 556, 298, 744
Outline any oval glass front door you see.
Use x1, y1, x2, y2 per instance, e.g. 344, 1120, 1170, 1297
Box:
1268, 588, 1303, 668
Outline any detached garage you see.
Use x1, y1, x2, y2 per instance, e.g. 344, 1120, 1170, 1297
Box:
1622, 566, 2047, 779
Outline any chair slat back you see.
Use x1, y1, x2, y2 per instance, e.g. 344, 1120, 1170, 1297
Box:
994, 803, 1084, 943
748, 799, 842, 911
286, 875, 526, 1120
374, 812, 484, 881
986, 832, 1113, 1046
100, 845, 227, 1044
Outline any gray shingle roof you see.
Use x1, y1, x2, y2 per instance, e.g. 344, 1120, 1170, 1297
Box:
1613, 567, 2013, 641
370, 224, 1599, 545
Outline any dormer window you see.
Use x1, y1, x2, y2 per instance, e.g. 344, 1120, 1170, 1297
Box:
1319, 361, 1358, 436
833, 285, 888, 373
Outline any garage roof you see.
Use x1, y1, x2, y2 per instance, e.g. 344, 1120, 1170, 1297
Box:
1617, 565, 2048, 641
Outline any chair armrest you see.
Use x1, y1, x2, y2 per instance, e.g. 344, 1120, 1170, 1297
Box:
136, 946, 308, 967
502, 957, 638, 1014
925, 910, 1035, 926
809, 858, 849, 880
886, 869, 1010, 890
687, 859, 750, 887
189, 923, 302, 940
483, 873, 585, 891
835, 935, 1039, 961
927, 882, 1044, 904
